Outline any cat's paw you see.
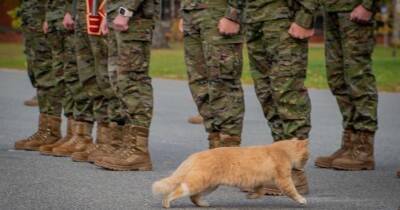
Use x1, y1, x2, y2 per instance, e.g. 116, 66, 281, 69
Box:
247, 192, 262, 199
162, 199, 170, 208
296, 196, 307, 205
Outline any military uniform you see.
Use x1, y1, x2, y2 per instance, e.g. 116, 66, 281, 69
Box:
244, 0, 318, 141
181, 0, 245, 148
15, 0, 63, 151
243, 0, 318, 195
315, 0, 378, 170
94, 0, 158, 171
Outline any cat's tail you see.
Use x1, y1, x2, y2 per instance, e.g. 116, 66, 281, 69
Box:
152, 158, 193, 196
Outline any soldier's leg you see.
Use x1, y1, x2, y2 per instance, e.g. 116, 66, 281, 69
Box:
330, 13, 378, 171
315, 12, 355, 169
16, 31, 63, 150
246, 22, 284, 141
325, 12, 355, 130
22, 33, 39, 106
183, 11, 214, 134
265, 19, 311, 140
339, 13, 378, 133
205, 42, 244, 144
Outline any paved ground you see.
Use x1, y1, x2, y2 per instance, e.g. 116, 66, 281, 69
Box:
0, 69, 399, 210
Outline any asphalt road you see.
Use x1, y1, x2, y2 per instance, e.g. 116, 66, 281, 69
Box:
0, 69, 399, 210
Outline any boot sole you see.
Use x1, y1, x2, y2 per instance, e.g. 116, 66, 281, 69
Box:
94, 160, 152, 171
263, 184, 309, 196
332, 164, 374, 171
71, 156, 89, 162
40, 151, 55, 156
51, 152, 72, 157
314, 161, 332, 169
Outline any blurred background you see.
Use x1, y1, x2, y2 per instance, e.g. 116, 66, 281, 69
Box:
0, 0, 399, 92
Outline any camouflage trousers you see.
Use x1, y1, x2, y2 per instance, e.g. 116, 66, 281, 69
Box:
183, 9, 245, 136
107, 28, 126, 125
324, 12, 378, 132
246, 19, 312, 141
112, 31, 153, 128
74, 16, 117, 123
23, 30, 64, 116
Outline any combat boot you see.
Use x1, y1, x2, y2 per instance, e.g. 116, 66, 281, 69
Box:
15, 114, 47, 150
220, 133, 241, 147
208, 132, 220, 149
87, 123, 124, 163
188, 114, 203, 124
315, 128, 353, 168
94, 125, 152, 171
40, 117, 74, 155
71, 122, 111, 162
332, 130, 375, 170
24, 95, 38, 107
52, 121, 93, 157
258, 170, 309, 195
23, 114, 62, 151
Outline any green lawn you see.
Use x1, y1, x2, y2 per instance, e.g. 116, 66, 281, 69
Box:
1, 42, 399, 92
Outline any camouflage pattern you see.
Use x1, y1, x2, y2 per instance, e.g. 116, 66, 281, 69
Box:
244, 0, 319, 140
74, 0, 116, 123
181, 0, 245, 136
111, 0, 158, 128
324, 11, 378, 132
324, 0, 375, 12
20, 0, 63, 117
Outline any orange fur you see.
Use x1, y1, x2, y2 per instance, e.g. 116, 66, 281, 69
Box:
152, 139, 310, 208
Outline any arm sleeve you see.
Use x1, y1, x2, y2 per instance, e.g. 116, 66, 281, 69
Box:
225, 0, 244, 23
65, 0, 73, 14
294, 0, 320, 29
361, 0, 375, 11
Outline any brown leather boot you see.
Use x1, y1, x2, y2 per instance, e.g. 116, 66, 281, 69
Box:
208, 132, 220, 149
40, 117, 74, 155
24, 95, 38, 107
51, 121, 93, 157
332, 130, 375, 170
257, 170, 309, 196
315, 128, 353, 168
71, 122, 111, 162
94, 125, 152, 171
220, 133, 241, 147
15, 114, 47, 150
22, 114, 62, 151
87, 122, 124, 163
188, 114, 203, 124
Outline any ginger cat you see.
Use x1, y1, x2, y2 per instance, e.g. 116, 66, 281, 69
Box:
152, 139, 310, 208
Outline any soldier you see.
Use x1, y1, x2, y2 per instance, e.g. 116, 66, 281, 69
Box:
70, 0, 126, 162
15, 0, 63, 151
314, 0, 378, 171
180, 0, 246, 149
94, 0, 159, 171
37, 0, 97, 156
243, 0, 318, 195
49, 0, 120, 159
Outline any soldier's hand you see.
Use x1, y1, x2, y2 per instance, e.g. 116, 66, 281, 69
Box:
288, 22, 314, 39
218, 17, 240, 36
178, 18, 183, 33
63, 13, 75, 31
43, 21, 48, 34
113, 15, 129, 32
350, 5, 372, 24
101, 21, 109, 35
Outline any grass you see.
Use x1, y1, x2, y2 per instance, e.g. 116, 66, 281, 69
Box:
1, 42, 399, 92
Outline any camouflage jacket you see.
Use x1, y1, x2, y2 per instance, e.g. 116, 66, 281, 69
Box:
180, 0, 243, 23
244, 0, 320, 29
20, 0, 47, 31
116, 0, 160, 20
45, 0, 66, 22
323, 0, 376, 12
